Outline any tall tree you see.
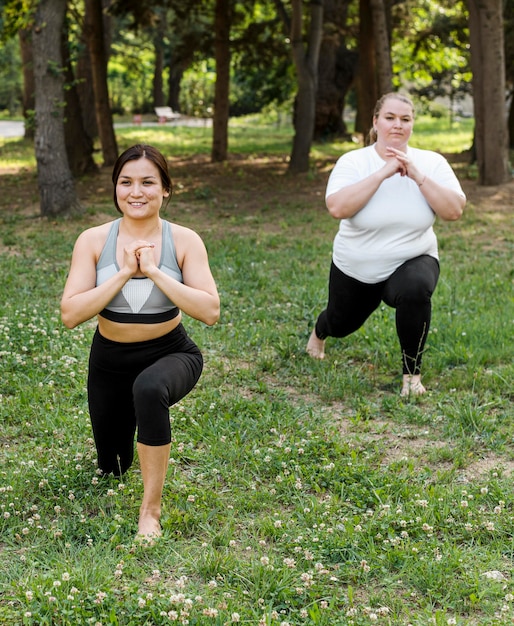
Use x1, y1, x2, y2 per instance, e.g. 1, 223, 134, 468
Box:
281, 0, 324, 173
61, 16, 97, 176
212, 0, 231, 162
370, 0, 392, 95
84, 0, 118, 165
468, 0, 510, 184
354, 0, 378, 137
152, 7, 166, 108
314, 0, 357, 140
32, 0, 82, 216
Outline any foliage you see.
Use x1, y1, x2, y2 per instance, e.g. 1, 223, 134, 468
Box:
391, 0, 472, 112
0, 36, 21, 114
0, 117, 513, 624
0, 0, 487, 120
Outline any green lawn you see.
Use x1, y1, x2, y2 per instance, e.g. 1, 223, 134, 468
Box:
0, 117, 513, 625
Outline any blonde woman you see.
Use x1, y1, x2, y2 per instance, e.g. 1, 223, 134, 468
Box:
307, 93, 465, 396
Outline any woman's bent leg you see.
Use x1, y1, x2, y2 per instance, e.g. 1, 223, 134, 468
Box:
383, 255, 440, 393
136, 442, 171, 538
308, 263, 383, 357
88, 332, 137, 475
132, 335, 203, 538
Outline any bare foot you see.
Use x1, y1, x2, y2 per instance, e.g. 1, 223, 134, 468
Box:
400, 374, 426, 397
137, 510, 162, 543
306, 329, 325, 359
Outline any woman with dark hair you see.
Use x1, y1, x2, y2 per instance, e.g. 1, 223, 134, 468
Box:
307, 93, 465, 396
61, 144, 220, 541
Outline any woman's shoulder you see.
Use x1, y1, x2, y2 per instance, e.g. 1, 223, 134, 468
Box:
337, 144, 376, 164
74, 220, 118, 249
165, 221, 202, 241
409, 146, 447, 162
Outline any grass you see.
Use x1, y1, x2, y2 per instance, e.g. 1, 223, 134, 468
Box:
0, 116, 513, 625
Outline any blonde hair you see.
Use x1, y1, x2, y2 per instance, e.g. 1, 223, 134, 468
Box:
367, 92, 415, 144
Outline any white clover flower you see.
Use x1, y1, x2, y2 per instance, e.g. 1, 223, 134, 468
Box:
202, 607, 218, 617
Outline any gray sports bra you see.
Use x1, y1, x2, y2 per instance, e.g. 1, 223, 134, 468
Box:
96, 219, 183, 324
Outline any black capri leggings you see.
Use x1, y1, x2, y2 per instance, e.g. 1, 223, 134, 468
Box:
314, 255, 440, 375
87, 324, 203, 476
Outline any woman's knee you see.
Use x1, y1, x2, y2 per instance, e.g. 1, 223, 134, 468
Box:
133, 370, 167, 409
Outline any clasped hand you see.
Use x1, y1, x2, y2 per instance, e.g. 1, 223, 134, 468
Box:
385, 146, 421, 182
123, 240, 157, 276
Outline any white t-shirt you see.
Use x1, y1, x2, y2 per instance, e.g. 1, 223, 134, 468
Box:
326, 145, 465, 283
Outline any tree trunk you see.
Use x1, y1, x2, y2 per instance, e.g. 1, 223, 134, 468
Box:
76, 28, 98, 141
354, 0, 378, 138
153, 40, 165, 108
18, 28, 35, 140
211, 0, 231, 163
288, 0, 324, 173
314, 0, 357, 140
468, 0, 510, 184
369, 0, 392, 95
32, 0, 82, 217
153, 9, 167, 108
84, 0, 118, 166
168, 60, 184, 112
61, 21, 97, 176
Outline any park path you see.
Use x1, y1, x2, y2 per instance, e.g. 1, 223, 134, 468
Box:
0, 117, 211, 139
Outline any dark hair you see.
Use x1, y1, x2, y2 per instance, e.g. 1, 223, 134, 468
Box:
367, 92, 415, 145
111, 144, 172, 214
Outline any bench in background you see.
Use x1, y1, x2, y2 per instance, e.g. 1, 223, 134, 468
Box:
155, 107, 181, 123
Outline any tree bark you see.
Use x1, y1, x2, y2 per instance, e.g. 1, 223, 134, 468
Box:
32, 0, 82, 217
354, 0, 378, 138
61, 21, 97, 176
468, 0, 510, 184
288, 0, 324, 173
76, 25, 98, 142
211, 0, 231, 163
153, 9, 167, 108
314, 0, 357, 140
369, 0, 392, 95
84, 0, 118, 166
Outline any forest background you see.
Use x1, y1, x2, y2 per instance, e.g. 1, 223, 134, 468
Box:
0, 0, 512, 217
0, 1, 513, 624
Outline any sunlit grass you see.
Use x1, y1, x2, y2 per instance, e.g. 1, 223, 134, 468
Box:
0, 117, 512, 625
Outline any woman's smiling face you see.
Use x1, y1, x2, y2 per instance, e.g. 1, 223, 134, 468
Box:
115, 158, 169, 218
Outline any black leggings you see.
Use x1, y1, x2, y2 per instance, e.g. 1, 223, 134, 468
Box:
314, 255, 440, 375
87, 324, 203, 476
